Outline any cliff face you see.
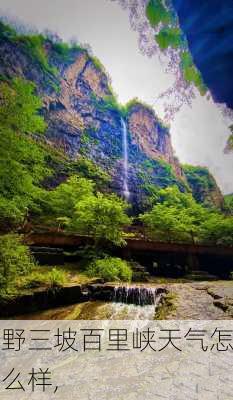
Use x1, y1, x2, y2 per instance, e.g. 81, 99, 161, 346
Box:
183, 165, 223, 208
0, 23, 222, 210
127, 104, 183, 177
45, 50, 187, 209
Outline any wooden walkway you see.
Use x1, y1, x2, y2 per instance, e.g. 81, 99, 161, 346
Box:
25, 232, 233, 258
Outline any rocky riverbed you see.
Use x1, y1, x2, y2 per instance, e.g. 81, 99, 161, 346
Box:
11, 281, 233, 320
163, 282, 233, 319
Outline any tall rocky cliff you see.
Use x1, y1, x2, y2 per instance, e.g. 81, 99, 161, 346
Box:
0, 22, 223, 210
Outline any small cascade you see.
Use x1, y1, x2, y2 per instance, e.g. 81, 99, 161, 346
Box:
121, 118, 130, 200
113, 286, 162, 306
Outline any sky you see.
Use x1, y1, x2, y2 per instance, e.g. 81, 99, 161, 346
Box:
0, 0, 232, 194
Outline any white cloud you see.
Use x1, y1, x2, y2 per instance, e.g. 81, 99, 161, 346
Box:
171, 95, 233, 194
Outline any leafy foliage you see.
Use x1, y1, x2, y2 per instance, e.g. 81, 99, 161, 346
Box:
51, 41, 84, 62
183, 164, 219, 207
73, 192, 131, 246
17, 34, 58, 76
45, 175, 131, 246
0, 22, 57, 77
199, 213, 233, 246
19, 266, 69, 290
139, 157, 186, 199
0, 20, 17, 40
72, 157, 110, 189
224, 194, 233, 215
140, 186, 208, 243
145, 3, 207, 95
146, 0, 172, 27
47, 175, 95, 219
156, 27, 183, 50
0, 234, 34, 291
87, 257, 132, 282
0, 77, 46, 133
0, 78, 49, 228
48, 268, 66, 287
140, 186, 233, 245
181, 52, 207, 95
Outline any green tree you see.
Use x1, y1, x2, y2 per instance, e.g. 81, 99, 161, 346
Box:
0, 234, 34, 292
0, 77, 46, 133
140, 203, 203, 243
224, 194, 233, 215
200, 213, 233, 246
140, 185, 233, 245
140, 186, 209, 243
46, 175, 131, 246
0, 77, 48, 228
72, 192, 131, 246
47, 175, 95, 219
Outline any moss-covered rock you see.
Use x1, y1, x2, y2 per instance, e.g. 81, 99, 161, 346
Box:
183, 165, 223, 208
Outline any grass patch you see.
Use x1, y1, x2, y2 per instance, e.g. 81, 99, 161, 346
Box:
154, 292, 177, 319
15, 263, 93, 294
16, 34, 58, 76
86, 257, 132, 283
52, 41, 84, 62
17, 267, 67, 290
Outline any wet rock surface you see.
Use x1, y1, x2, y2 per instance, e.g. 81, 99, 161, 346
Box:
164, 282, 233, 320
8, 281, 233, 320
206, 284, 233, 317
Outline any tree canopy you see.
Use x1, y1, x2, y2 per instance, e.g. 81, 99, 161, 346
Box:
0, 77, 49, 228
45, 175, 131, 246
73, 192, 131, 246
140, 186, 233, 245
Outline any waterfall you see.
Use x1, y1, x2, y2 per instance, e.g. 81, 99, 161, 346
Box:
113, 286, 163, 306
121, 118, 130, 200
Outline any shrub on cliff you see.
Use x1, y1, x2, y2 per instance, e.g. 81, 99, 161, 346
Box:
87, 257, 132, 282
71, 157, 110, 190
0, 234, 34, 292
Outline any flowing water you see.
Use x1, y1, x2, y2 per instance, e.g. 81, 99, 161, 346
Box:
121, 118, 130, 200
109, 286, 163, 319
14, 286, 164, 320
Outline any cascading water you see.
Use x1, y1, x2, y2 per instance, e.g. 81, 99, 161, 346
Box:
121, 118, 130, 200
113, 286, 163, 306
14, 286, 166, 320
109, 286, 165, 320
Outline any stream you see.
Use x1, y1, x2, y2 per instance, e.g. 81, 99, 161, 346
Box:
13, 286, 164, 320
